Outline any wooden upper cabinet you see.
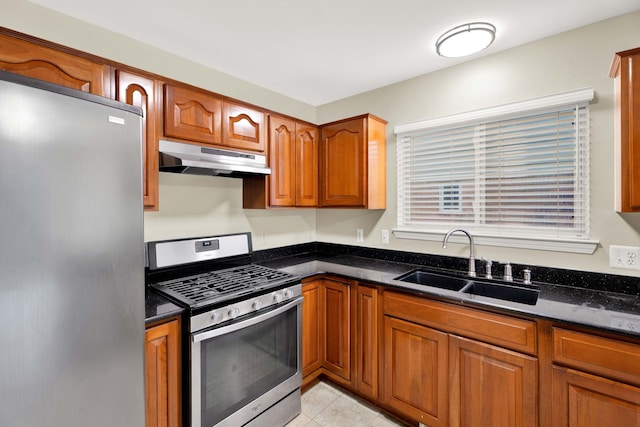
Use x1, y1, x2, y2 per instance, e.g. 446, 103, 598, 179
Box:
163, 84, 266, 153
319, 114, 387, 208
222, 101, 266, 152
296, 122, 319, 206
163, 84, 222, 145
0, 33, 109, 96
243, 115, 318, 208
610, 47, 640, 212
269, 116, 297, 206
268, 115, 318, 207
117, 70, 160, 211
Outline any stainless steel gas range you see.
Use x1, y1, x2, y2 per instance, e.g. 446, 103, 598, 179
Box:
146, 232, 302, 427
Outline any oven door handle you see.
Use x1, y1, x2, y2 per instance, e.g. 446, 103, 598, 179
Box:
192, 296, 303, 343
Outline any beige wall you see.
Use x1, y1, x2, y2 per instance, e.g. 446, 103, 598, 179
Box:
316, 11, 640, 276
3, 0, 640, 276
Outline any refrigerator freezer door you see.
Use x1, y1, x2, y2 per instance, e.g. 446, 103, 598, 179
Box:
0, 72, 145, 427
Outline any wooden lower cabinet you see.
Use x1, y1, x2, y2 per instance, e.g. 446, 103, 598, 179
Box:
355, 285, 379, 400
552, 366, 640, 426
383, 315, 448, 426
302, 279, 324, 377
145, 318, 181, 427
323, 278, 351, 383
449, 335, 538, 427
301, 283, 640, 427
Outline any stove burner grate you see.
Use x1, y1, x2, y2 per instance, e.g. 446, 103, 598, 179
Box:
153, 264, 298, 306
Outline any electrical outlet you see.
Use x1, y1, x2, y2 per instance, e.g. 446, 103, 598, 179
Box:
609, 245, 640, 270
356, 228, 364, 242
381, 229, 390, 244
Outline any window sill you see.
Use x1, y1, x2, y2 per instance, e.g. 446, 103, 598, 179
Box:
392, 228, 599, 254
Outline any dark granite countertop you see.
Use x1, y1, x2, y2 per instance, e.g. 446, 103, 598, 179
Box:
145, 289, 184, 325
256, 251, 640, 338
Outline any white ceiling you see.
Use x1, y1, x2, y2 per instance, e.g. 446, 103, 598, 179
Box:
30, 0, 640, 106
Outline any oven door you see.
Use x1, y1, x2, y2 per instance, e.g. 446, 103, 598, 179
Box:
191, 296, 302, 427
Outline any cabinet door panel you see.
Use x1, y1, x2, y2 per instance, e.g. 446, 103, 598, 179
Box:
145, 319, 181, 427
117, 70, 159, 210
302, 280, 324, 376
356, 285, 378, 399
552, 366, 640, 427
163, 84, 222, 145
449, 335, 538, 427
295, 123, 318, 206
0, 33, 108, 95
269, 116, 296, 206
222, 102, 265, 152
319, 118, 366, 207
383, 316, 448, 426
612, 48, 640, 212
324, 279, 351, 381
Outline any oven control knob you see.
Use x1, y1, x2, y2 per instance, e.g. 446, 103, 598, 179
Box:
252, 300, 263, 311
228, 307, 240, 319
284, 289, 294, 299
210, 311, 223, 324
273, 292, 284, 303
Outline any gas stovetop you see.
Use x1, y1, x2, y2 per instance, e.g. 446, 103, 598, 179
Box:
151, 263, 300, 308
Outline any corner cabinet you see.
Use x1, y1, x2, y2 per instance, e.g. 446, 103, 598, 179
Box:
610, 47, 640, 212
145, 317, 181, 427
243, 115, 318, 208
116, 70, 160, 211
319, 114, 387, 208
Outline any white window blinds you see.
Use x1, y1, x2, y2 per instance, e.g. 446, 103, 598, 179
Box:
396, 90, 592, 241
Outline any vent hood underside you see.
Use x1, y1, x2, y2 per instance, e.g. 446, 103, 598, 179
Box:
158, 139, 271, 177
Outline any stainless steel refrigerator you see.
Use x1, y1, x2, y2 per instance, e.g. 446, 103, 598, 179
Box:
0, 71, 145, 426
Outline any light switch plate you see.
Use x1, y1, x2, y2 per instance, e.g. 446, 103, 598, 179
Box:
356, 228, 364, 242
381, 229, 390, 244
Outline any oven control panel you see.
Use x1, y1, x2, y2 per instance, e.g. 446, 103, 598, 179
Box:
190, 283, 302, 333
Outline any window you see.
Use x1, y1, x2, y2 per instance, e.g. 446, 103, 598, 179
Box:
394, 88, 597, 253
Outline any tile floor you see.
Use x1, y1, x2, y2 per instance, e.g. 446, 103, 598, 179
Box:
286, 380, 406, 427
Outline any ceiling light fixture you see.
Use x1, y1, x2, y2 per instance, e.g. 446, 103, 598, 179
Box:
436, 22, 496, 58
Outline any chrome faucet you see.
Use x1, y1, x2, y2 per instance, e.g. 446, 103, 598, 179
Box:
442, 228, 476, 277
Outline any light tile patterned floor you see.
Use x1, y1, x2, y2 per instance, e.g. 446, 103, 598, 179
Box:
286, 380, 405, 427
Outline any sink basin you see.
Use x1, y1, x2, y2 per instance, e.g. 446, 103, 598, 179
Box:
393, 270, 472, 291
460, 281, 539, 305
394, 269, 540, 305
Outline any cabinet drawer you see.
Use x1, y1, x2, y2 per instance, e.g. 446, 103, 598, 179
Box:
384, 291, 536, 354
553, 327, 640, 386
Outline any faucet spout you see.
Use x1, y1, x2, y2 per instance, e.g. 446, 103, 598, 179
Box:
442, 228, 476, 278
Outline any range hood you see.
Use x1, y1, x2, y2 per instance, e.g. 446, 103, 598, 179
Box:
158, 139, 271, 177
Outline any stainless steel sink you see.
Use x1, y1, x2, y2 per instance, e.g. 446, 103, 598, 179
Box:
393, 270, 472, 291
460, 281, 539, 305
394, 269, 540, 305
